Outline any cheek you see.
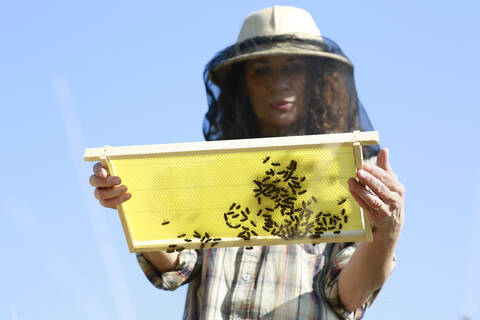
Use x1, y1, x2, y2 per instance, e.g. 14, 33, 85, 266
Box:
246, 82, 268, 113
293, 77, 307, 111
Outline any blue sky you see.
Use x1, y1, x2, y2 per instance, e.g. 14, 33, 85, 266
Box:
1, 1, 479, 319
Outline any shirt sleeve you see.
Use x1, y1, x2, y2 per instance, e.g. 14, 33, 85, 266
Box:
136, 249, 203, 291
323, 242, 395, 319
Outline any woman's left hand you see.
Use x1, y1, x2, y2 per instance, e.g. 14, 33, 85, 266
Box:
348, 148, 405, 240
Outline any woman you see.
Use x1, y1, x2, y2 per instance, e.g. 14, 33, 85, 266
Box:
90, 6, 404, 319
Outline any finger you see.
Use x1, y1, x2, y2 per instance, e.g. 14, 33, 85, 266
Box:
94, 185, 128, 200
361, 163, 403, 194
376, 148, 393, 173
99, 193, 132, 209
93, 162, 108, 178
356, 169, 398, 204
349, 182, 381, 226
348, 181, 369, 209
89, 174, 121, 188
348, 178, 389, 217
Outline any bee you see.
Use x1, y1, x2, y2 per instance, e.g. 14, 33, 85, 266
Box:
344, 215, 348, 223
236, 205, 241, 209
265, 207, 274, 212
291, 160, 297, 170
251, 230, 258, 236
257, 197, 262, 205
300, 176, 306, 182
205, 232, 210, 239
263, 156, 270, 164
271, 162, 280, 166
227, 222, 241, 229
175, 247, 185, 252
168, 244, 177, 248
262, 176, 270, 182
250, 220, 257, 227
337, 198, 347, 205
166, 249, 175, 253
262, 226, 270, 232
213, 238, 222, 241
177, 233, 186, 238
232, 214, 239, 218
341, 208, 346, 216
256, 209, 263, 216
161, 221, 170, 225
288, 183, 296, 195
184, 239, 192, 242
245, 246, 254, 250
333, 230, 341, 234
211, 242, 219, 248
224, 213, 228, 221
298, 190, 307, 195
242, 226, 249, 231
193, 230, 201, 238
311, 196, 317, 203
229, 203, 236, 210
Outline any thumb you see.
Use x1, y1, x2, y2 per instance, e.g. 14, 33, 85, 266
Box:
376, 148, 392, 172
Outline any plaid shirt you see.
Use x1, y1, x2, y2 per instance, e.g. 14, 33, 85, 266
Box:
136, 242, 381, 319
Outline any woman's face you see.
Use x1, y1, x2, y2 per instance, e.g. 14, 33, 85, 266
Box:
245, 55, 308, 136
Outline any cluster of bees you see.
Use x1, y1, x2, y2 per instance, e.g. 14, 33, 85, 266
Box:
164, 230, 224, 252
223, 156, 350, 242
162, 156, 350, 252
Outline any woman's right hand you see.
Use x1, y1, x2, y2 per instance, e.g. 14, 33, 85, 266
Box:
89, 162, 132, 209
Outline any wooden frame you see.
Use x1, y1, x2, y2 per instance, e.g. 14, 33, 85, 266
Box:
84, 130, 378, 253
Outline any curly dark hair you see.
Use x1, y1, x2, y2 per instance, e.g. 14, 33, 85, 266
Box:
205, 56, 361, 140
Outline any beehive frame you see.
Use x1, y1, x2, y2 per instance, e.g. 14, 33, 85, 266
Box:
84, 131, 378, 253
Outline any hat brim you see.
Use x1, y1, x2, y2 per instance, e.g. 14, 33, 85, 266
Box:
209, 37, 353, 86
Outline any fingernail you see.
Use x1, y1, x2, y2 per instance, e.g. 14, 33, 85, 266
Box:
363, 163, 371, 170
357, 169, 366, 177
125, 193, 132, 200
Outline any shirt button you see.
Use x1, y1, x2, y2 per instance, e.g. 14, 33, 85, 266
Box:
242, 273, 250, 281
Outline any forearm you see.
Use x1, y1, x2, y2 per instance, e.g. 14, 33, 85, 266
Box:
143, 250, 180, 273
337, 230, 397, 312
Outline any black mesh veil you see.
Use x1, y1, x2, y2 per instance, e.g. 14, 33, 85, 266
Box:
203, 35, 379, 159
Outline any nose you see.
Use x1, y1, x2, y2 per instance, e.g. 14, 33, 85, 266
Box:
268, 70, 291, 93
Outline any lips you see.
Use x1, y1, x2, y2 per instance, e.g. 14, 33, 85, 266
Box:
271, 100, 294, 112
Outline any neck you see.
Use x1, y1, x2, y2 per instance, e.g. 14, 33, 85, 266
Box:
259, 122, 305, 137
